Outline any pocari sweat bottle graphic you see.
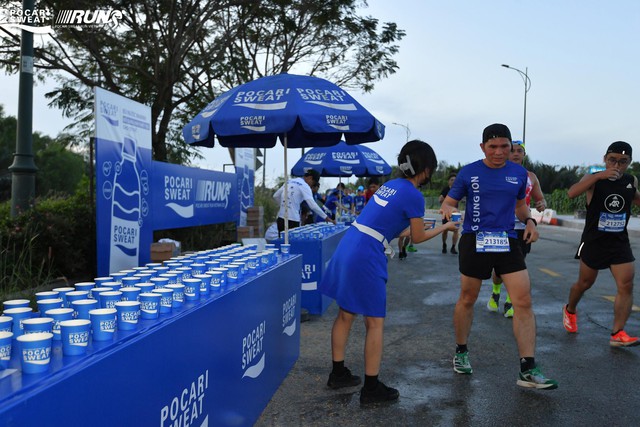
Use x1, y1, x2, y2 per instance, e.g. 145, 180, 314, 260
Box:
109, 135, 141, 273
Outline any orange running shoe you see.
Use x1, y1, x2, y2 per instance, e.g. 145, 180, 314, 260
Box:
610, 330, 640, 347
563, 305, 577, 333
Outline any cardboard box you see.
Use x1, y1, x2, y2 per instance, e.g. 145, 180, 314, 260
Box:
150, 242, 176, 262
237, 226, 254, 241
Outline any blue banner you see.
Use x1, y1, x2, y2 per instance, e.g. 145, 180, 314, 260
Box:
95, 87, 153, 275
151, 161, 238, 230
95, 88, 243, 276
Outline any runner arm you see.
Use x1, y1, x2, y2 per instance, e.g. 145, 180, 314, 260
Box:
409, 217, 458, 244
529, 172, 546, 212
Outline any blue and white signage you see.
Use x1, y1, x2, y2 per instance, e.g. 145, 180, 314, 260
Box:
95, 88, 243, 276
95, 87, 153, 275
152, 161, 237, 230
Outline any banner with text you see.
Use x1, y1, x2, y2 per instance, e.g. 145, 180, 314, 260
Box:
96, 88, 240, 276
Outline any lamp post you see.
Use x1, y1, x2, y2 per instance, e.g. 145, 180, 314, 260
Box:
392, 122, 411, 142
501, 64, 531, 145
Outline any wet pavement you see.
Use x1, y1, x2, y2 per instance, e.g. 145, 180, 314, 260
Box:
256, 219, 640, 426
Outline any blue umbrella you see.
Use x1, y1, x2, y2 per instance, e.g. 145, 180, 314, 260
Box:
182, 73, 385, 243
291, 141, 391, 177
183, 73, 384, 148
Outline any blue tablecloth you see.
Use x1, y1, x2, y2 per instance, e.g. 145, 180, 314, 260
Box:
0, 255, 302, 427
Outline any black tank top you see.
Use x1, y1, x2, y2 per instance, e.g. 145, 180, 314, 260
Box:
582, 173, 635, 243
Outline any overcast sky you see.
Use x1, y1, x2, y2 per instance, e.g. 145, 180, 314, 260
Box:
1, 0, 639, 190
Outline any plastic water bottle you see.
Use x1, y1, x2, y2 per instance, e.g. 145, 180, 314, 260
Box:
109, 135, 142, 273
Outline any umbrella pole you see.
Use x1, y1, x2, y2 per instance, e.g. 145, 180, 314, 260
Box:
284, 134, 289, 245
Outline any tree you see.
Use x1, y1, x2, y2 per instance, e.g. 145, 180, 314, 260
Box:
0, 0, 405, 164
0, 106, 87, 201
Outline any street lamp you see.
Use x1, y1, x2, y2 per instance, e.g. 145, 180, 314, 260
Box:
392, 122, 411, 142
501, 64, 531, 145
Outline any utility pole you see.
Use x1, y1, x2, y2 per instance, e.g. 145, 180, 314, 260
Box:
9, 0, 37, 217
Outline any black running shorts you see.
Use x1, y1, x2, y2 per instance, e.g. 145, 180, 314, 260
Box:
575, 238, 635, 270
458, 233, 527, 280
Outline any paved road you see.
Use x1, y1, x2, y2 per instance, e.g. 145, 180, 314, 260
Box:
257, 223, 640, 426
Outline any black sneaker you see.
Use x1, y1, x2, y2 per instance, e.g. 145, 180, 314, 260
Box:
359, 380, 399, 404
399, 249, 407, 260
450, 246, 458, 254
327, 367, 361, 389
442, 244, 447, 254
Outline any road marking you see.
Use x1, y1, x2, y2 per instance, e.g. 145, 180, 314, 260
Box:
538, 267, 561, 277
602, 295, 640, 312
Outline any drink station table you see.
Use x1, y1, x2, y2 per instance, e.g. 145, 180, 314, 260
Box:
0, 255, 302, 427
277, 225, 347, 315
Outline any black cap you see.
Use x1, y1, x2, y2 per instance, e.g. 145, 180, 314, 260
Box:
304, 169, 320, 183
606, 141, 632, 157
482, 123, 512, 143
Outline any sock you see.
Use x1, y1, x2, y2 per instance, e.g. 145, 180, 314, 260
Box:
456, 344, 468, 354
332, 360, 345, 375
520, 357, 535, 372
505, 294, 512, 304
364, 374, 379, 390
492, 283, 501, 294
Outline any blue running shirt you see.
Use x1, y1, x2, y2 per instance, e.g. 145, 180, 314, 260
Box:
448, 160, 528, 238
356, 178, 425, 242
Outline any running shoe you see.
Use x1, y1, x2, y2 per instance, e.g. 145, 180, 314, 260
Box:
442, 244, 447, 254
406, 245, 417, 253
450, 246, 458, 254
327, 367, 361, 389
563, 304, 577, 333
610, 330, 640, 347
504, 302, 514, 318
487, 293, 500, 312
359, 380, 400, 404
453, 351, 473, 374
517, 367, 558, 390
398, 249, 407, 260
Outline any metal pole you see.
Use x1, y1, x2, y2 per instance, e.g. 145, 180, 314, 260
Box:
501, 64, 531, 145
9, 0, 37, 217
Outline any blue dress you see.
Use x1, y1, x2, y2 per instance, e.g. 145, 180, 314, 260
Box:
319, 179, 424, 317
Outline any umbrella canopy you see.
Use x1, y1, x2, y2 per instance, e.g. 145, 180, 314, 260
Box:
182, 73, 385, 243
291, 141, 392, 177
182, 73, 385, 148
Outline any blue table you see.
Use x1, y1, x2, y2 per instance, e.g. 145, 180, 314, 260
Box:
0, 255, 302, 427
278, 228, 346, 315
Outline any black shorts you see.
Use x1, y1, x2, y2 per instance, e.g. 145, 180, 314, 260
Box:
458, 233, 527, 280
277, 217, 300, 233
575, 238, 635, 270
515, 229, 532, 257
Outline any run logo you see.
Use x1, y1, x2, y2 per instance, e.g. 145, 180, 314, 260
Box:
195, 180, 231, 208
54, 9, 123, 26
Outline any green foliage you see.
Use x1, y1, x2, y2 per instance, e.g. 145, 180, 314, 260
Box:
35, 142, 87, 196
545, 189, 586, 214
0, 188, 96, 298
254, 185, 279, 225
0, 107, 88, 202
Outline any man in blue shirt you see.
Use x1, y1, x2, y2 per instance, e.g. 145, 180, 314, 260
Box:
440, 123, 557, 390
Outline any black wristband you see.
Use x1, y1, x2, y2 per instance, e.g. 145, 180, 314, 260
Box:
525, 217, 537, 226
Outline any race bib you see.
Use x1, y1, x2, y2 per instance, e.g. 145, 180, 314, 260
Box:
598, 212, 626, 233
476, 231, 510, 253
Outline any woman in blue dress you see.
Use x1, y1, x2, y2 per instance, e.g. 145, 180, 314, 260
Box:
319, 140, 459, 404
